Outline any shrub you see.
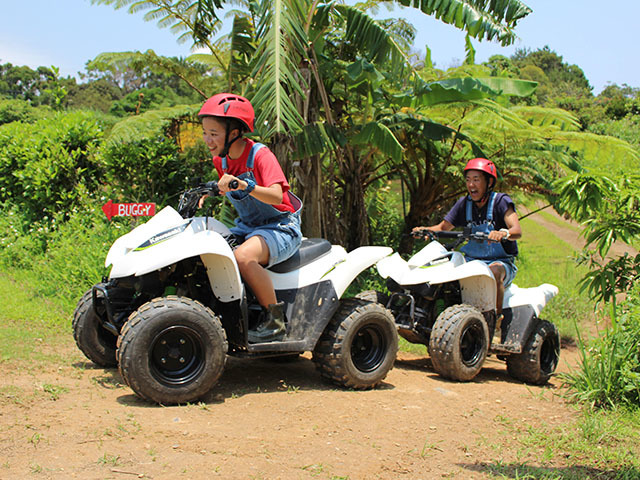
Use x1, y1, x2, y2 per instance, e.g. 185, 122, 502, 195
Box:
0, 110, 108, 221
562, 283, 640, 409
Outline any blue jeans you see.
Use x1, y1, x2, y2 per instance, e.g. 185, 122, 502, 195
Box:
231, 212, 302, 267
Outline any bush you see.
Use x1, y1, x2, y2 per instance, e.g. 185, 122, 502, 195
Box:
101, 136, 213, 206
563, 283, 640, 409
0, 110, 108, 221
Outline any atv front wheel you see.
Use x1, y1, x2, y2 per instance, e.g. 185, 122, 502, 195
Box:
428, 304, 489, 381
312, 298, 398, 389
117, 296, 227, 404
506, 319, 560, 385
72, 289, 118, 367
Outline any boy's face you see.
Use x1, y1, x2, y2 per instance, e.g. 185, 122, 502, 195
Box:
465, 170, 489, 202
202, 117, 229, 157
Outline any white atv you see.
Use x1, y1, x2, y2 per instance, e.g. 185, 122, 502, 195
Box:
73, 181, 398, 404
357, 230, 560, 384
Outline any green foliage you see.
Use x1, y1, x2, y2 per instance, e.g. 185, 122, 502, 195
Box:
101, 135, 212, 205
109, 86, 182, 116
0, 98, 51, 125
0, 110, 107, 222
562, 284, 640, 409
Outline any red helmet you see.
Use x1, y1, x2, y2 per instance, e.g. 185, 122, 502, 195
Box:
199, 93, 255, 132
463, 158, 497, 180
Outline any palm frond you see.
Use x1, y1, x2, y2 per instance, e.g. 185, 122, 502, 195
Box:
249, 0, 308, 137
394, 0, 531, 45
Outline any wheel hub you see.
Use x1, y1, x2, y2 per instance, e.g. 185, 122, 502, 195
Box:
150, 326, 205, 386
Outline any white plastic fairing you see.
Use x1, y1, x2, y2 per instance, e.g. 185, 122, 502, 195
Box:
503, 283, 559, 316
105, 206, 185, 268
269, 245, 349, 291
106, 212, 243, 302
323, 246, 393, 298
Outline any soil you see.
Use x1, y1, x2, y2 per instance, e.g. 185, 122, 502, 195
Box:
1, 211, 631, 480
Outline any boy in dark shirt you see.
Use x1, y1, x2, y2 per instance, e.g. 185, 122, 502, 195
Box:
413, 158, 522, 339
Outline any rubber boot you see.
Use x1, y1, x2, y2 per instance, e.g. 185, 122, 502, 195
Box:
248, 301, 286, 343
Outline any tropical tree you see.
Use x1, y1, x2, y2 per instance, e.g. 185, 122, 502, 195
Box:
91, 0, 536, 248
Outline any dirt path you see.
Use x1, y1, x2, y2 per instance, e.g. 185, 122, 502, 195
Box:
0, 342, 580, 480
2, 213, 621, 480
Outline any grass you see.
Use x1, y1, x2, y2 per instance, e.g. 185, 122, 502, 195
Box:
480, 407, 640, 480
0, 271, 69, 364
516, 217, 593, 341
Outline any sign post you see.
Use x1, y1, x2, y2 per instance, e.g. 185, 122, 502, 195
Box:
102, 200, 156, 221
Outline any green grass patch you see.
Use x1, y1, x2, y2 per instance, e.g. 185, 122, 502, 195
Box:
482, 407, 640, 480
0, 271, 69, 363
516, 217, 593, 341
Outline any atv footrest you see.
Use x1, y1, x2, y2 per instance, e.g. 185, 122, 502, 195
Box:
247, 340, 307, 353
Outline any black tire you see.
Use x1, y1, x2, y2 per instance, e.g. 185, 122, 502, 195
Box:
428, 304, 489, 381
117, 296, 227, 404
72, 289, 118, 367
355, 290, 390, 307
312, 298, 398, 389
507, 319, 560, 385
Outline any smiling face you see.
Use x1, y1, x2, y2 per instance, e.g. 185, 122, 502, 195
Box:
465, 169, 489, 203
201, 116, 228, 157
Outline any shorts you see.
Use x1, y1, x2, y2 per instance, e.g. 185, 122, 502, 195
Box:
232, 212, 302, 267
481, 257, 518, 287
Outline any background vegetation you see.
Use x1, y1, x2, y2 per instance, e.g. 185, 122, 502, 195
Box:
1, 0, 639, 475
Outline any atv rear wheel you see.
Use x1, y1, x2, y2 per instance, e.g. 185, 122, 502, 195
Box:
117, 296, 227, 404
355, 290, 390, 307
313, 298, 398, 389
506, 319, 560, 385
72, 289, 117, 367
428, 304, 489, 381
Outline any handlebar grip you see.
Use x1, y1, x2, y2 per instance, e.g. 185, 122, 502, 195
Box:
229, 179, 239, 190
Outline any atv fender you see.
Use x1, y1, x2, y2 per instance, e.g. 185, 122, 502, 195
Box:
105, 206, 185, 268
109, 227, 242, 302
323, 246, 393, 299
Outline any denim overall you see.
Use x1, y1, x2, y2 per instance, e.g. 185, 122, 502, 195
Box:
222, 143, 303, 267
459, 192, 510, 261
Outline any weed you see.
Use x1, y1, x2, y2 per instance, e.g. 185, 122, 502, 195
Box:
97, 453, 120, 466
41, 383, 68, 401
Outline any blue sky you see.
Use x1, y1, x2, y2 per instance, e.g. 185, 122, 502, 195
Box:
1, 1, 636, 95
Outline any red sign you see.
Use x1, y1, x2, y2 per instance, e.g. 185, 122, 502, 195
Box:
102, 200, 156, 221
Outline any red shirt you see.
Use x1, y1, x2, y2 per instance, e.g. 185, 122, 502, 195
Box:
212, 139, 294, 213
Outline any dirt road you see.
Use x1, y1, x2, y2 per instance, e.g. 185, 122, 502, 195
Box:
0, 340, 580, 480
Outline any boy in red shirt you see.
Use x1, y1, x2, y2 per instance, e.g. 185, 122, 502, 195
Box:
199, 93, 302, 343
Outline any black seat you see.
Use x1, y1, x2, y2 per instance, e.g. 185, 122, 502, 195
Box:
269, 238, 331, 274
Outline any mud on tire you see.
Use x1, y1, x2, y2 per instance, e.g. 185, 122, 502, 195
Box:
428, 304, 489, 381
117, 296, 227, 404
312, 298, 398, 389
72, 289, 118, 367
506, 319, 560, 385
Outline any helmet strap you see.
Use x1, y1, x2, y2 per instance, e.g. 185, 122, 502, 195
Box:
219, 122, 242, 158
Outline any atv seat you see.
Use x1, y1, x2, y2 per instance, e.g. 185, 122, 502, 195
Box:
269, 238, 331, 274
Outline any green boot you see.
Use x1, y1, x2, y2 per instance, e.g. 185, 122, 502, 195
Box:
248, 301, 286, 343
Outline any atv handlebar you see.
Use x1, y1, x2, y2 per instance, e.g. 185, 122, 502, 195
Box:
411, 228, 489, 250
177, 179, 240, 218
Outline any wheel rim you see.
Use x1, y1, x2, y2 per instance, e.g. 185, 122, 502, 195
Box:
460, 321, 485, 367
150, 326, 205, 386
539, 335, 559, 374
351, 323, 387, 373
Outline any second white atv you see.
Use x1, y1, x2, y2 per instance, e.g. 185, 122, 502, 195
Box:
358, 230, 560, 384
73, 182, 398, 404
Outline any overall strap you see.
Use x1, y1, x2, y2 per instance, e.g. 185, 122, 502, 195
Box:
465, 197, 473, 223
246, 143, 265, 170
465, 191, 497, 224
221, 142, 266, 172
